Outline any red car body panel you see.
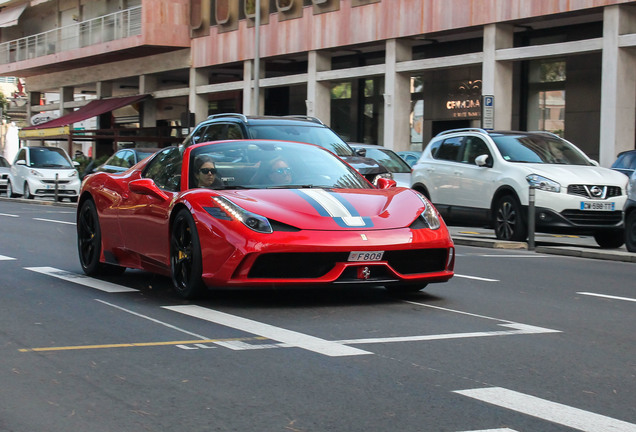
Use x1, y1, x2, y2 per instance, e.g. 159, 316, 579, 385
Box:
79, 141, 455, 290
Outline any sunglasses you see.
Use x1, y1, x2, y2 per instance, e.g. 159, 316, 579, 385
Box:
199, 168, 217, 175
274, 167, 292, 175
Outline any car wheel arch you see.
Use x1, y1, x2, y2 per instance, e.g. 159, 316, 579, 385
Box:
411, 183, 431, 200
490, 186, 522, 216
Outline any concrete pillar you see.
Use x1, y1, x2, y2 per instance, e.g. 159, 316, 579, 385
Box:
243, 59, 264, 116
139, 74, 158, 128
482, 24, 514, 130
189, 68, 208, 125
59, 86, 74, 116
26, 91, 41, 125
599, 5, 636, 167
96, 81, 112, 99
307, 50, 331, 125
384, 39, 412, 151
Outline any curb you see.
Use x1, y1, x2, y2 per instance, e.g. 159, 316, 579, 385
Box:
452, 235, 635, 263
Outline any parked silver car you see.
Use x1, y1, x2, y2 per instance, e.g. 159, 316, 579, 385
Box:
7, 146, 81, 202
0, 156, 9, 196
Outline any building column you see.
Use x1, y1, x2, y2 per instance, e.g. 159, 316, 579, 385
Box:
243, 59, 264, 116
384, 39, 411, 151
59, 86, 74, 116
96, 81, 112, 99
189, 67, 208, 126
139, 74, 158, 128
482, 24, 514, 130
307, 50, 331, 125
600, 5, 636, 167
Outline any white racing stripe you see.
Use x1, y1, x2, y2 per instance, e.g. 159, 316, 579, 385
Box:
25, 267, 138, 293
578, 292, 636, 303
455, 387, 636, 432
164, 305, 372, 357
299, 189, 365, 227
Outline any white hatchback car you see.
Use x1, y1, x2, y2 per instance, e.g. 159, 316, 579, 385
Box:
8, 146, 81, 202
411, 129, 629, 248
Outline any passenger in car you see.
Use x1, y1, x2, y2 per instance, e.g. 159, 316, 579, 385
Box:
193, 155, 224, 189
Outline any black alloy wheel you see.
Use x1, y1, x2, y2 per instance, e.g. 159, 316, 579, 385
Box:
77, 199, 103, 275
626, 211, 636, 252
494, 195, 527, 241
77, 199, 125, 276
594, 229, 625, 249
170, 209, 206, 299
6, 181, 15, 198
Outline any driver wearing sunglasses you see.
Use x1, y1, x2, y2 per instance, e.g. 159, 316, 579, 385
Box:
193, 155, 223, 189
266, 158, 293, 185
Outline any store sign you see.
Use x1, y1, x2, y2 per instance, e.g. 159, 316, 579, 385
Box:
444, 80, 482, 119
30, 112, 59, 126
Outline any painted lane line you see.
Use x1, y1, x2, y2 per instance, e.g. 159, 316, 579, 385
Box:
454, 274, 499, 282
0, 213, 19, 218
477, 254, 546, 258
25, 267, 138, 293
0, 255, 16, 261
405, 300, 517, 324
33, 217, 75, 225
454, 387, 636, 432
336, 323, 560, 345
458, 429, 518, 432
164, 305, 372, 357
578, 292, 636, 303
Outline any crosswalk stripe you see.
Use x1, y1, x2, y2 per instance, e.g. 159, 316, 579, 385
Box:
455, 387, 636, 432
25, 266, 138, 293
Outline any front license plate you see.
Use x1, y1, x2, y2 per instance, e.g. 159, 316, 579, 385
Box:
580, 201, 614, 211
348, 251, 384, 262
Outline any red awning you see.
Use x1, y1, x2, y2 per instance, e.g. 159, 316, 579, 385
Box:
23, 94, 147, 130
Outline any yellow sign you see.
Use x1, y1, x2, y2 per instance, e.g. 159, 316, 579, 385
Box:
19, 126, 70, 138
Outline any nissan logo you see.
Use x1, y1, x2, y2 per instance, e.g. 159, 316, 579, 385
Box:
589, 186, 603, 197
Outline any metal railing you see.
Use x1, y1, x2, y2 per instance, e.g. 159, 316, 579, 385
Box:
0, 6, 142, 65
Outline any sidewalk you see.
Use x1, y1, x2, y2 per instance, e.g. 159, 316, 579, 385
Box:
449, 226, 636, 263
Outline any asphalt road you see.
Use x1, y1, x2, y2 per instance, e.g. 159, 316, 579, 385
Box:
0, 199, 635, 432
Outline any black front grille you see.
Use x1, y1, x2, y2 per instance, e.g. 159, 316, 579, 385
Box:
248, 249, 448, 279
560, 210, 623, 226
42, 179, 71, 185
567, 185, 622, 199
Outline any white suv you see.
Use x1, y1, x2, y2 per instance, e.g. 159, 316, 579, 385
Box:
411, 129, 629, 248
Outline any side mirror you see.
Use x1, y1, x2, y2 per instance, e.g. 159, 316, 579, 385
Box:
475, 154, 492, 168
73, 161, 80, 167
590, 159, 600, 167
355, 148, 367, 157
16, 160, 26, 166
129, 178, 169, 200
375, 178, 397, 189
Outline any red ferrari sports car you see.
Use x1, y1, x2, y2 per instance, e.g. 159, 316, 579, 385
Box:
77, 140, 455, 298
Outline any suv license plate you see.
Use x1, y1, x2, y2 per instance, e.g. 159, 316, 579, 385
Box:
348, 251, 384, 262
580, 201, 614, 211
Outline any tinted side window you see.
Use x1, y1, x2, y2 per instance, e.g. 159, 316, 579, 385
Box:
143, 147, 183, 192
434, 137, 464, 162
462, 137, 491, 165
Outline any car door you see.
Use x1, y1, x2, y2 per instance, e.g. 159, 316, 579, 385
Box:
426, 136, 464, 206
10, 148, 28, 194
118, 146, 183, 267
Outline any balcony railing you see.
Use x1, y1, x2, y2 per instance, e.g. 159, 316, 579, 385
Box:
0, 6, 142, 65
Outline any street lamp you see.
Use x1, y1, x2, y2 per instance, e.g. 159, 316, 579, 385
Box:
253, 0, 261, 115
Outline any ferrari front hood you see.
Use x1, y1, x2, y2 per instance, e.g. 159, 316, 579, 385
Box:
218, 188, 425, 230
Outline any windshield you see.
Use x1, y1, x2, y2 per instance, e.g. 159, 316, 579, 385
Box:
491, 135, 592, 165
246, 125, 354, 157
29, 147, 74, 168
357, 147, 411, 173
189, 140, 371, 190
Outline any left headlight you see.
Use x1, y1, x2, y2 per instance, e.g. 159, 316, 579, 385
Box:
68, 170, 78, 178
526, 174, 560, 193
29, 169, 43, 177
208, 196, 273, 234
416, 193, 441, 230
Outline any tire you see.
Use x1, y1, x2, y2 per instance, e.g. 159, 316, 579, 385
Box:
493, 194, 527, 241
170, 209, 206, 299
6, 181, 16, 198
626, 211, 636, 252
77, 199, 126, 276
24, 183, 34, 199
594, 229, 625, 249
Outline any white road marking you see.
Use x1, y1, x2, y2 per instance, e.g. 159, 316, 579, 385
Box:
454, 274, 499, 282
0, 213, 19, 218
458, 429, 518, 432
477, 254, 546, 258
25, 267, 138, 293
578, 292, 636, 303
455, 387, 636, 432
0, 255, 16, 261
163, 305, 372, 357
336, 323, 560, 345
33, 217, 75, 225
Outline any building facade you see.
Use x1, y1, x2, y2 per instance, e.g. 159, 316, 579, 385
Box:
1, 0, 635, 165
